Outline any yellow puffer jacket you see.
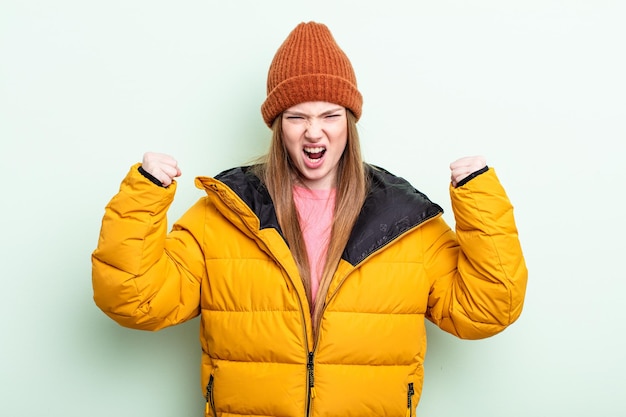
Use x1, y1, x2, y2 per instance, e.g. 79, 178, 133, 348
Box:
92, 163, 527, 417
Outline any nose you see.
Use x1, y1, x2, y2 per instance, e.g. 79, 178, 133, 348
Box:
304, 118, 323, 141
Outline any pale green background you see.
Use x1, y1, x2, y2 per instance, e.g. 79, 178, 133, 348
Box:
1, 1, 624, 416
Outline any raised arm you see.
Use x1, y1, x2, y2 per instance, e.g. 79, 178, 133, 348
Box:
425, 159, 528, 339
91, 154, 205, 331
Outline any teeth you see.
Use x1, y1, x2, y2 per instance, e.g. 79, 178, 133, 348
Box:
304, 147, 325, 153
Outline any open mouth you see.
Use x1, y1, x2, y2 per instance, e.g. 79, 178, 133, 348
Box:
304, 146, 326, 160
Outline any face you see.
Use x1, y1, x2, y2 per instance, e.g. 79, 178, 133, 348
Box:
281, 101, 348, 190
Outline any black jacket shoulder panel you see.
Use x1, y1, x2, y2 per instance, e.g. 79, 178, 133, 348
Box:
343, 165, 443, 265
214, 166, 283, 236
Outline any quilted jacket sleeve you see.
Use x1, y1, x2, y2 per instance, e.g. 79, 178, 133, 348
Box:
424, 168, 527, 339
92, 164, 206, 331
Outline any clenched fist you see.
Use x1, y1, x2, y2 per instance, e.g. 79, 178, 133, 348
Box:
141, 152, 182, 187
450, 156, 487, 187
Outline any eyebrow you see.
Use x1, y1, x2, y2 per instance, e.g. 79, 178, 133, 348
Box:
284, 107, 345, 117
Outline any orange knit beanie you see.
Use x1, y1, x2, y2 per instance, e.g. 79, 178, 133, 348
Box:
261, 22, 363, 127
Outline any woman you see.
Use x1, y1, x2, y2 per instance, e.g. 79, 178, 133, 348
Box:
92, 21, 527, 417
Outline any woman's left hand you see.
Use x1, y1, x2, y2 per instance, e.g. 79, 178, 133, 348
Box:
450, 156, 487, 187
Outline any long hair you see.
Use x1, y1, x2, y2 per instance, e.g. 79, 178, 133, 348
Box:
253, 111, 368, 332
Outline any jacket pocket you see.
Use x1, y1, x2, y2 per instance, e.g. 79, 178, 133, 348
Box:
204, 374, 217, 417
405, 382, 415, 417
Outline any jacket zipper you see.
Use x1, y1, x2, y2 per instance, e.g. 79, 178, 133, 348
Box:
306, 351, 316, 415
406, 382, 415, 417
205, 374, 217, 417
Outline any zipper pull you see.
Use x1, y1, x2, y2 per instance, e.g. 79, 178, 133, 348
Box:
205, 375, 216, 417
307, 352, 316, 398
205, 374, 213, 401
406, 382, 415, 417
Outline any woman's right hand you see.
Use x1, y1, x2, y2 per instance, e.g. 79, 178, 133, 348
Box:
141, 152, 182, 187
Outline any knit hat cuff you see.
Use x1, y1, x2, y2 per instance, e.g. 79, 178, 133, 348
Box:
261, 73, 363, 127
